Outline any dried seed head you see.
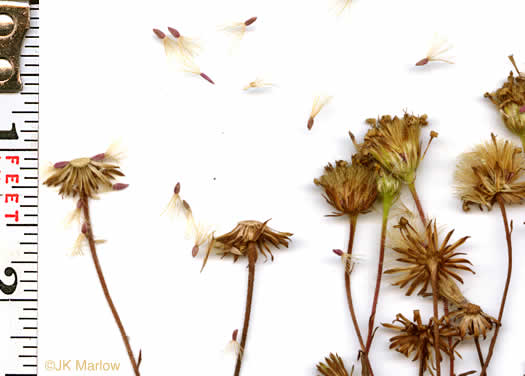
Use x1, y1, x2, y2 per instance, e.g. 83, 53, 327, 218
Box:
200, 219, 292, 271
485, 56, 525, 136
317, 353, 352, 376
355, 113, 429, 185
44, 155, 125, 199
454, 134, 525, 210
448, 303, 498, 339
314, 160, 378, 217
153, 28, 166, 39
382, 310, 457, 374
385, 216, 473, 297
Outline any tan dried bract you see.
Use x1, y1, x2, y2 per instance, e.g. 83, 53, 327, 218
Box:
201, 220, 292, 270
316, 353, 353, 376
454, 134, 525, 210
385, 216, 473, 296
44, 157, 124, 199
314, 160, 378, 217
448, 303, 498, 339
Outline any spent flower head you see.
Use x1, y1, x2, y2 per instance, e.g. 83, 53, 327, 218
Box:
44, 150, 126, 199
314, 160, 378, 217
383, 310, 458, 376
385, 215, 473, 296
485, 55, 525, 137
454, 133, 525, 211
448, 303, 498, 339
351, 113, 431, 185
201, 219, 292, 271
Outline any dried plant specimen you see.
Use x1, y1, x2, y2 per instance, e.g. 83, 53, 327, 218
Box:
243, 78, 273, 91
200, 220, 292, 376
454, 134, 525, 211
447, 303, 497, 339
315, 159, 378, 374
484, 55, 525, 149
454, 134, 520, 376
317, 353, 354, 376
153, 28, 214, 84
44, 149, 140, 376
308, 95, 332, 130
383, 310, 458, 376
416, 34, 454, 66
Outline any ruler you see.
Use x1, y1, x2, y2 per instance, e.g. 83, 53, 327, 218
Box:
0, 1, 39, 375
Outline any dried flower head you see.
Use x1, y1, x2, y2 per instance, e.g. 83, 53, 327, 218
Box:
448, 303, 498, 339
317, 353, 353, 376
352, 113, 430, 185
485, 56, 525, 137
243, 78, 273, 91
314, 160, 378, 217
377, 172, 401, 202
385, 216, 473, 296
201, 220, 292, 271
454, 133, 525, 210
383, 310, 457, 376
308, 95, 332, 130
416, 34, 454, 66
44, 153, 125, 199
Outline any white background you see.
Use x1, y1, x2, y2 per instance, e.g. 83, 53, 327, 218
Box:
39, 0, 525, 375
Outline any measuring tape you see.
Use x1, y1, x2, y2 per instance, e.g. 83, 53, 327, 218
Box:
0, 0, 39, 374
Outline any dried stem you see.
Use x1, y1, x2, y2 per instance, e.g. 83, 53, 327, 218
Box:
408, 182, 426, 225
430, 266, 442, 376
344, 215, 375, 376
233, 242, 257, 376
419, 351, 426, 376
474, 336, 485, 369
479, 195, 513, 376
365, 197, 392, 354
443, 301, 454, 376
80, 195, 140, 376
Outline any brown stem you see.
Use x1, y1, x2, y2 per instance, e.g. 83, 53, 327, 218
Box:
430, 267, 441, 376
344, 215, 375, 376
365, 200, 391, 353
443, 301, 454, 376
419, 351, 426, 376
233, 242, 257, 376
474, 336, 485, 368
479, 195, 513, 376
408, 182, 426, 225
80, 195, 140, 376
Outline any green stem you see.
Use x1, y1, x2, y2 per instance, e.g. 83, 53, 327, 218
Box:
365, 197, 392, 354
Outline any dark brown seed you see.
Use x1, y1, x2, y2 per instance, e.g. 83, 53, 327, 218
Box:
200, 72, 215, 85
416, 57, 429, 66
112, 183, 129, 191
153, 28, 166, 39
54, 161, 69, 169
244, 17, 257, 26
232, 329, 239, 341
90, 153, 105, 161
333, 249, 343, 256
168, 26, 180, 38
81, 223, 88, 234
174, 182, 181, 194
192, 245, 199, 257
307, 116, 314, 130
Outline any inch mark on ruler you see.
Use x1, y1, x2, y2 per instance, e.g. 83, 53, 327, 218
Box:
1, 2, 39, 375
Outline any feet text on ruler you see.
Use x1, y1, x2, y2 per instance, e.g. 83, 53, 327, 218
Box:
0, 1, 39, 375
